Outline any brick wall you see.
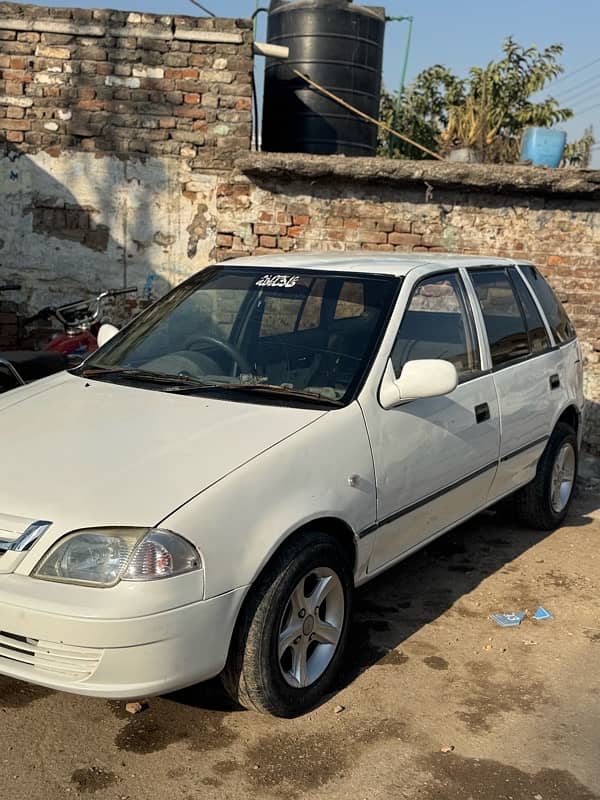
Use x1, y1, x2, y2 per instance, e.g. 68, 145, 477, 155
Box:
0, 4, 599, 453
214, 155, 600, 453
0, 2, 253, 164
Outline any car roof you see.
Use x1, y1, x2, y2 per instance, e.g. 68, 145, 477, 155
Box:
223, 252, 532, 278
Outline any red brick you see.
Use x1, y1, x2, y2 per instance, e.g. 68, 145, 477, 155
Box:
258, 211, 273, 222
78, 99, 104, 111
292, 214, 310, 226
358, 230, 387, 244
175, 106, 206, 119
6, 130, 24, 142
183, 92, 201, 104
388, 232, 423, 247
3, 70, 32, 82
216, 233, 233, 247
3, 118, 30, 130
10, 57, 28, 70
259, 235, 277, 248
235, 97, 251, 111
165, 67, 198, 80
5, 81, 24, 95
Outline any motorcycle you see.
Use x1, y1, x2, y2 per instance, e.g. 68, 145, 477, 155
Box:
0, 286, 136, 393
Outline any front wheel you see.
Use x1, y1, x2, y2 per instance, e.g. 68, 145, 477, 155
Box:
514, 422, 578, 530
221, 532, 353, 717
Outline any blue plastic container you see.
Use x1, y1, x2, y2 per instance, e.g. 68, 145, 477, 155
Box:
520, 127, 566, 167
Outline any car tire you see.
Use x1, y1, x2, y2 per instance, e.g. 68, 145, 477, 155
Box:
514, 422, 578, 530
221, 531, 353, 718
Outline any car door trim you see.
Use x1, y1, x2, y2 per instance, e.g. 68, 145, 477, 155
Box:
358, 459, 498, 538
499, 435, 549, 463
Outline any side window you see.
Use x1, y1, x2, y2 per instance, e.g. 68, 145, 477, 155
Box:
335, 281, 365, 319
521, 265, 576, 343
470, 269, 530, 368
509, 269, 551, 354
391, 272, 480, 380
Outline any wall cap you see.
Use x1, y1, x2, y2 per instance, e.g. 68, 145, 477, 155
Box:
236, 152, 600, 199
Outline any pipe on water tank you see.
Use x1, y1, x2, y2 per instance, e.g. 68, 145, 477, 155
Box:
253, 42, 289, 59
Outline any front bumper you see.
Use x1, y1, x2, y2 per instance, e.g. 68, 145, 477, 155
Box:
0, 577, 247, 698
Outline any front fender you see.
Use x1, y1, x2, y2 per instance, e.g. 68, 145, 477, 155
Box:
162, 401, 377, 599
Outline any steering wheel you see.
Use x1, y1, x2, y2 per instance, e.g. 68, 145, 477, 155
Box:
183, 335, 254, 376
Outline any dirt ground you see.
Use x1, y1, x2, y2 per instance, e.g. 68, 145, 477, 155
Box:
1, 471, 599, 800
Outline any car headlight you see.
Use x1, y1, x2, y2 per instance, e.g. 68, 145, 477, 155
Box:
32, 528, 201, 587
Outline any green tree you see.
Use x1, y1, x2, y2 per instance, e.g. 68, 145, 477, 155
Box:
379, 38, 574, 162
562, 127, 595, 168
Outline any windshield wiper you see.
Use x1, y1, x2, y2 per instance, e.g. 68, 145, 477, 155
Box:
77, 367, 341, 406
77, 366, 207, 389
172, 382, 343, 407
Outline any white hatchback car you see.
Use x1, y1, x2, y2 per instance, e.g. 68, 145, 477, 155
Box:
0, 254, 583, 717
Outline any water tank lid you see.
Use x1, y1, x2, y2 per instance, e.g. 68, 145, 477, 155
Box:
268, 1, 386, 20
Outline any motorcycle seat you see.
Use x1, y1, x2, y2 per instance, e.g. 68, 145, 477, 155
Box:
0, 351, 70, 382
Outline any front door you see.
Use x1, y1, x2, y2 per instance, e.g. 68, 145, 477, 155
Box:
362, 270, 500, 574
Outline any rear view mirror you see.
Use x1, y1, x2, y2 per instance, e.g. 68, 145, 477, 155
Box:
380, 359, 458, 409
97, 323, 119, 348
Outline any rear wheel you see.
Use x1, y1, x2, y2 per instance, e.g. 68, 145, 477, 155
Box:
514, 422, 578, 530
221, 531, 353, 717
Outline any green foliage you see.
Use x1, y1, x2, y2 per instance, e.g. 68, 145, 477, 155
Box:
379, 37, 574, 162
562, 127, 595, 168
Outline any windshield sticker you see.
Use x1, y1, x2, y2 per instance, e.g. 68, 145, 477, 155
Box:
255, 274, 300, 288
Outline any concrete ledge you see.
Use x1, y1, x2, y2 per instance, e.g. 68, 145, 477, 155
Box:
237, 153, 600, 199
0, 17, 104, 34
173, 30, 244, 44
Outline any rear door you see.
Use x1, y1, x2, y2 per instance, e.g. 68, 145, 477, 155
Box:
467, 266, 557, 500
364, 269, 500, 573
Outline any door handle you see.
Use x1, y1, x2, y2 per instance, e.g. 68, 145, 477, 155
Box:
550, 374, 560, 390
475, 403, 490, 424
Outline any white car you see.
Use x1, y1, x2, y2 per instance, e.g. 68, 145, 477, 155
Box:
0, 254, 583, 717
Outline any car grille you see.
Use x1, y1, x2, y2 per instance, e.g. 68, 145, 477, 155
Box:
0, 629, 103, 681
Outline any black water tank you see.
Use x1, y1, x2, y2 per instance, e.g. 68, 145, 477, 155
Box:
262, 0, 386, 157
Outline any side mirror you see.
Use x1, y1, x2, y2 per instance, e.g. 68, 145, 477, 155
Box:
380, 359, 458, 409
96, 323, 119, 348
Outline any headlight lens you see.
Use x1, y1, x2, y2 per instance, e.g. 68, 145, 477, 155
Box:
32, 528, 201, 587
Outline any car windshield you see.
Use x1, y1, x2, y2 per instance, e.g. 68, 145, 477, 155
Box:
82, 266, 399, 406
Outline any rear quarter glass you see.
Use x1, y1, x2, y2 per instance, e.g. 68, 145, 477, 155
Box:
520, 265, 576, 343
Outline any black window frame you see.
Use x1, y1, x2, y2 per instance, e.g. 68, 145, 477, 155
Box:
390, 269, 484, 384
519, 264, 577, 346
508, 267, 553, 357
468, 266, 533, 372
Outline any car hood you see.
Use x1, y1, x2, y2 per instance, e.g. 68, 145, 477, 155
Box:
0, 374, 326, 531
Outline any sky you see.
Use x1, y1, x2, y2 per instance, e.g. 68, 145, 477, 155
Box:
24, 0, 600, 166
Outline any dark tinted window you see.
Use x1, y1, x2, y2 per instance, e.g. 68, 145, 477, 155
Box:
391, 272, 480, 380
510, 269, 551, 354
470, 269, 530, 368
521, 265, 576, 343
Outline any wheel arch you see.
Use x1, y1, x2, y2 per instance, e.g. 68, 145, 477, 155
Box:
555, 404, 581, 437
226, 516, 357, 631
252, 516, 358, 587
